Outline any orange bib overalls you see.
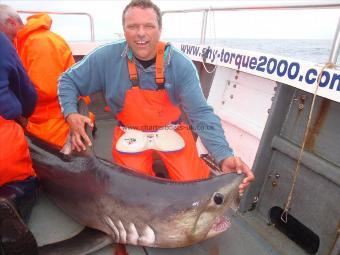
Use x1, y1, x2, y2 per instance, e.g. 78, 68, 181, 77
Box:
112, 42, 209, 181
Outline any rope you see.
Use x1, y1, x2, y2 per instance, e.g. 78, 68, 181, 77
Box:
202, 53, 217, 73
281, 62, 335, 223
202, 8, 217, 74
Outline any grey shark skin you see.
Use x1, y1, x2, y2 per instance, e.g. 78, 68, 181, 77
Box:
28, 137, 243, 248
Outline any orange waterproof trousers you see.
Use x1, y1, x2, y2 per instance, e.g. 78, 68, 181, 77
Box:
0, 117, 35, 186
112, 124, 209, 181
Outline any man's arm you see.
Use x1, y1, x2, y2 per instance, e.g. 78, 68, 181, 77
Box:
13, 46, 37, 118
58, 48, 104, 151
174, 54, 233, 162
0, 33, 37, 120
174, 49, 254, 193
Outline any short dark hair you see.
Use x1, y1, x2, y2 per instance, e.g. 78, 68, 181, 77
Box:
122, 0, 162, 28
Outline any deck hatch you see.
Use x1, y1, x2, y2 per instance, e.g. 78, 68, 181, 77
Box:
269, 206, 320, 254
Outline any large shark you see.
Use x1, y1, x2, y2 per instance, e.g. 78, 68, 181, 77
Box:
27, 102, 243, 248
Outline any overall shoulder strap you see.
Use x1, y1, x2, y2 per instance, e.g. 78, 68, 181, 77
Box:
127, 59, 138, 86
127, 42, 167, 87
155, 42, 166, 86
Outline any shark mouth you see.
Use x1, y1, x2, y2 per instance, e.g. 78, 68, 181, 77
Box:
211, 215, 231, 233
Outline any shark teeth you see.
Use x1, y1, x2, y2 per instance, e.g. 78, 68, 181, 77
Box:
105, 220, 154, 246
138, 225, 156, 246
104, 216, 120, 241
127, 222, 139, 245
212, 215, 231, 232
117, 220, 127, 243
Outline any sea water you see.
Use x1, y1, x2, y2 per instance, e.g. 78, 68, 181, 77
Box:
167, 38, 339, 65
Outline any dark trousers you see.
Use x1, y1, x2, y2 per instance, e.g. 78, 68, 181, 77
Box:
0, 176, 38, 223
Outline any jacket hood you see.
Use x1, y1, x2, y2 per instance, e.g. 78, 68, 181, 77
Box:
16, 13, 52, 45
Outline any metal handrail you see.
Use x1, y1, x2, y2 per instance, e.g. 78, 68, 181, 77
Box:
162, 2, 340, 15
162, 1, 340, 64
18, 10, 95, 42
329, 17, 340, 65
200, 10, 208, 46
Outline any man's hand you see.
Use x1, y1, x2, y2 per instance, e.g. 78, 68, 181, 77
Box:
220, 156, 255, 196
66, 113, 93, 152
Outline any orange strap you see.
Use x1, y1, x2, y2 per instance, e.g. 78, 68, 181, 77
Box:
155, 42, 165, 85
81, 96, 91, 105
127, 42, 166, 86
127, 60, 138, 83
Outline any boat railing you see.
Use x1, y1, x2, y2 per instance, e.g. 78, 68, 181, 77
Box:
329, 18, 340, 65
162, 1, 340, 66
17, 10, 95, 42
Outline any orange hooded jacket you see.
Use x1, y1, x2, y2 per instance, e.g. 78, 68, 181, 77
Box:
15, 13, 74, 148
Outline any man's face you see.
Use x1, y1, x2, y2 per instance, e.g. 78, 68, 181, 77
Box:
123, 7, 161, 61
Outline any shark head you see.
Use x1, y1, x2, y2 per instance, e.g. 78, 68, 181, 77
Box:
156, 173, 241, 247
91, 170, 243, 248
77, 168, 243, 248
191, 178, 240, 240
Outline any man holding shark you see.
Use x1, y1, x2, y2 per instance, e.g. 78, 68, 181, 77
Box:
58, 0, 254, 194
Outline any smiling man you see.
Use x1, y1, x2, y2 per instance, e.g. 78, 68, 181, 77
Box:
58, 0, 254, 188
123, 3, 161, 61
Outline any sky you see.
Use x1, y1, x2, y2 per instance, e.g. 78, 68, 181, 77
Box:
1, 0, 340, 41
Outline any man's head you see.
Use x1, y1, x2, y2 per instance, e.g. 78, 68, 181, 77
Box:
0, 4, 23, 42
122, 0, 162, 61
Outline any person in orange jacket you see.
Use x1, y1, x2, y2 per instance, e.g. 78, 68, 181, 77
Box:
0, 4, 76, 148
0, 32, 39, 255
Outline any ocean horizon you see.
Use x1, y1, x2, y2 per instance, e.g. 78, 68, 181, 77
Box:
165, 38, 338, 64
70, 37, 338, 65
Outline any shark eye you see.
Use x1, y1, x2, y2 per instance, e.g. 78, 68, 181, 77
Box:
213, 192, 224, 205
